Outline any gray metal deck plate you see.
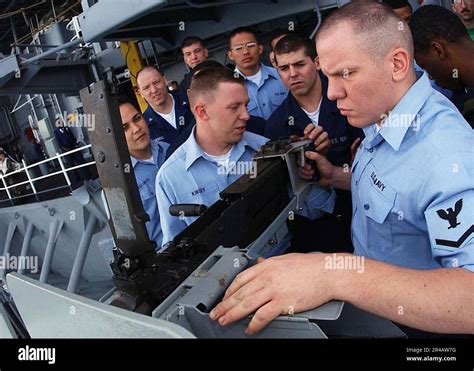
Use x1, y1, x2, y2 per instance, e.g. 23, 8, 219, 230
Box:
7, 272, 194, 338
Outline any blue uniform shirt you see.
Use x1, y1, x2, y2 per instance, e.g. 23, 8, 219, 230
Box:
156, 128, 335, 250
351, 73, 474, 272
143, 93, 195, 144
413, 61, 452, 99
236, 63, 288, 119
265, 71, 363, 167
132, 139, 169, 248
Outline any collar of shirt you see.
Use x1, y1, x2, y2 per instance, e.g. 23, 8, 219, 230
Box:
235, 63, 279, 87
131, 139, 166, 168
183, 125, 264, 171
363, 72, 432, 151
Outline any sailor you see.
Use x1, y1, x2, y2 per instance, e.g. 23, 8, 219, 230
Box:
210, 1, 474, 336
265, 33, 364, 253
155, 67, 335, 255
179, 36, 209, 94
135, 66, 195, 148
118, 98, 169, 249
382, 0, 453, 99
267, 34, 363, 168
409, 5, 474, 128
164, 60, 267, 158
53, 123, 90, 182
227, 27, 288, 119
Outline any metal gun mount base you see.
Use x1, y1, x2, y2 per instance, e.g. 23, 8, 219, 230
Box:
5, 245, 404, 338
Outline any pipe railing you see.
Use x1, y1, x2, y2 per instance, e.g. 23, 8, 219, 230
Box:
0, 144, 96, 202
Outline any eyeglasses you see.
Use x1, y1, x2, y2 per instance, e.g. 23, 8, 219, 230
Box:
230, 42, 258, 53
452, 0, 471, 4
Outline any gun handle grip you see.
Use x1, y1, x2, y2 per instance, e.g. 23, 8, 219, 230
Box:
304, 143, 320, 182
169, 204, 207, 217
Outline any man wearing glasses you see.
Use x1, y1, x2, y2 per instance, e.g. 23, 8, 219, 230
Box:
452, 0, 474, 40
227, 27, 288, 120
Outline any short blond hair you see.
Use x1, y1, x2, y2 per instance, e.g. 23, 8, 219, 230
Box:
188, 67, 245, 108
316, 0, 414, 62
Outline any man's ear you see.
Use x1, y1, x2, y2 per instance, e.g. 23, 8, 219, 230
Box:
270, 51, 276, 68
431, 40, 447, 60
314, 56, 321, 70
194, 104, 208, 120
258, 44, 264, 56
227, 50, 235, 61
204, 48, 209, 59
136, 87, 145, 99
391, 47, 411, 82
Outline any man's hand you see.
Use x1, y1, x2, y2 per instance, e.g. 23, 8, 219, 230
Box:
305, 124, 330, 156
209, 253, 337, 335
290, 124, 330, 156
300, 149, 336, 187
294, 124, 331, 183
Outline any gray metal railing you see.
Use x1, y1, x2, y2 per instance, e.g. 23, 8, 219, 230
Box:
0, 144, 96, 205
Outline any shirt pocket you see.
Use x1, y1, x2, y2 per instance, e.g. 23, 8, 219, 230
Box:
175, 180, 221, 208
247, 100, 258, 116
359, 179, 396, 253
270, 93, 286, 110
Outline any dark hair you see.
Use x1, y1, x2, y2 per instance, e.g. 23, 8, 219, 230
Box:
274, 34, 317, 63
181, 36, 205, 50
118, 95, 140, 112
268, 29, 299, 50
189, 66, 245, 104
136, 65, 164, 83
193, 59, 225, 75
382, 0, 412, 11
408, 5, 469, 53
228, 26, 260, 50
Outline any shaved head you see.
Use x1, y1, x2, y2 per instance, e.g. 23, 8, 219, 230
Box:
314, 1, 416, 128
316, 0, 413, 62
